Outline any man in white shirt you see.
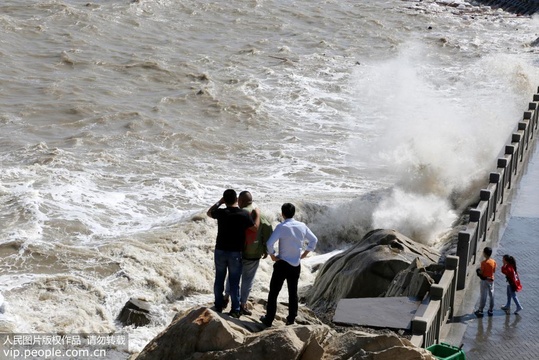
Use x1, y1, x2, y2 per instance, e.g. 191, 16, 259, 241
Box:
260, 203, 318, 327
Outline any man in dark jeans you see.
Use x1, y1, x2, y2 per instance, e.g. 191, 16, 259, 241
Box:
207, 189, 260, 318
223, 190, 274, 315
260, 203, 318, 326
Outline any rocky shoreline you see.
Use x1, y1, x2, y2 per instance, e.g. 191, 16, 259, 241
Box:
132, 301, 435, 360
128, 229, 448, 359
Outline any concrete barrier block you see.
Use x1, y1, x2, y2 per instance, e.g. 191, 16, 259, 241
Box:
445, 255, 459, 271
412, 317, 428, 335
480, 189, 491, 201
430, 284, 444, 301
505, 145, 515, 155
469, 208, 481, 222
489, 172, 500, 183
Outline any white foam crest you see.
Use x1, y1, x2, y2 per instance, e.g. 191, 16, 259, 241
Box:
533, 13, 539, 28
38, 168, 200, 243
4, 274, 115, 334
261, 57, 354, 125
302, 249, 346, 268
0, 178, 47, 244
308, 192, 382, 251
0, 274, 39, 292
372, 188, 457, 245
344, 41, 539, 244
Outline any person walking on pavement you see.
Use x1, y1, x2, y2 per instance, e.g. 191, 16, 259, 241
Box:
260, 203, 318, 327
207, 189, 260, 318
223, 191, 273, 315
501, 254, 523, 315
474, 247, 497, 317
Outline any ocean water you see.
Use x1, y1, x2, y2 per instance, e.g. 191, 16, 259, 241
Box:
0, 0, 538, 355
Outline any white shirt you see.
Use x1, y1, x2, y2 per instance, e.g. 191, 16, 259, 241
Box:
266, 218, 318, 267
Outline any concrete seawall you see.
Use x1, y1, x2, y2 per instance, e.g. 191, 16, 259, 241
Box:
460, 146, 539, 357
411, 87, 539, 349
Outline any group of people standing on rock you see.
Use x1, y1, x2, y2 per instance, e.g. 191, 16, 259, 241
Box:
207, 189, 318, 327
474, 246, 523, 317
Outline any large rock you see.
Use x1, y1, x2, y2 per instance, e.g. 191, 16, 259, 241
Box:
305, 229, 440, 311
136, 300, 323, 360
323, 330, 435, 360
136, 307, 245, 360
135, 302, 435, 360
383, 258, 436, 298
191, 325, 331, 360
117, 297, 152, 328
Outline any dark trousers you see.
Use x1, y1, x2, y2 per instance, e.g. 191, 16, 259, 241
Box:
266, 260, 301, 324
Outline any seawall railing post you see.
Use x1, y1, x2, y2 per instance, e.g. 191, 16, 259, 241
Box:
430, 285, 444, 343
469, 208, 485, 243
518, 121, 529, 150
412, 317, 428, 347
456, 231, 470, 290
489, 172, 501, 211
480, 189, 492, 221
498, 158, 510, 190
530, 100, 538, 131
446, 255, 459, 318
522, 108, 532, 126
529, 96, 539, 131
505, 145, 517, 175
512, 133, 523, 161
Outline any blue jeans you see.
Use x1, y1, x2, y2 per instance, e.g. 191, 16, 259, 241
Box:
225, 258, 260, 305
504, 284, 523, 309
214, 249, 242, 312
479, 279, 494, 311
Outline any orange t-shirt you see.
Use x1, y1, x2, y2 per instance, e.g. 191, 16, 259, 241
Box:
480, 258, 496, 280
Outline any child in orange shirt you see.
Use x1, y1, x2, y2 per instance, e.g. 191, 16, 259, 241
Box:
474, 247, 496, 317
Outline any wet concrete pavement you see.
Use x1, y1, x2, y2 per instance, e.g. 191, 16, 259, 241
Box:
457, 143, 539, 359
461, 217, 539, 359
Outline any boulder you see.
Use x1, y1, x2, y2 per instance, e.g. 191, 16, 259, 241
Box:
305, 229, 440, 311
191, 326, 331, 360
322, 330, 435, 360
383, 258, 436, 298
135, 302, 435, 360
136, 300, 323, 360
136, 307, 245, 360
117, 297, 152, 328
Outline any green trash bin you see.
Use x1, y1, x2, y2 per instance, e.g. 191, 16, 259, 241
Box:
426, 343, 466, 360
